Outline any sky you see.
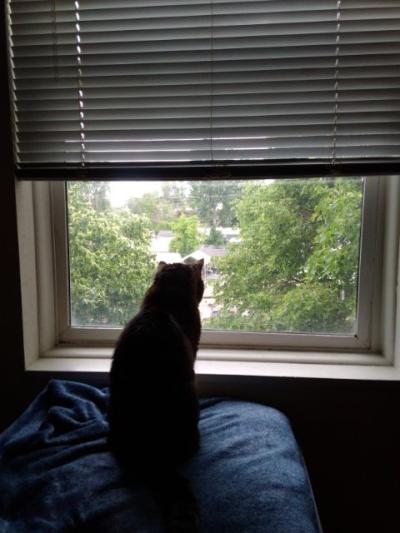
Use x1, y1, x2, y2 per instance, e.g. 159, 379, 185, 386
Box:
107, 178, 273, 207
108, 181, 163, 207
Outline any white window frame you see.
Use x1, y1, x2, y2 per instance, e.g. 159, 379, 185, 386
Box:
15, 175, 400, 371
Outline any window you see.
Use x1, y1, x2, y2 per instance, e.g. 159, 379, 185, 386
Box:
47, 174, 385, 355
7, 1, 400, 367
67, 179, 367, 335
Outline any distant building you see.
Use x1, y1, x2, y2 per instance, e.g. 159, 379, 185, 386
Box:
183, 246, 227, 320
155, 252, 182, 264
220, 227, 240, 242
201, 226, 240, 243
150, 230, 174, 254
150, 230, 182, 264
182, 245, 227, 267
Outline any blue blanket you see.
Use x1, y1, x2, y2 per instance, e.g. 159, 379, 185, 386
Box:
0, 380, 321, 532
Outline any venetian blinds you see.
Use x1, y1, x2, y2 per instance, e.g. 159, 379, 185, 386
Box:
7, 0, 400, 177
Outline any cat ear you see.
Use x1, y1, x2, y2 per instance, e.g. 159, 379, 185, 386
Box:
156, 261, 167, 273
194, 258, 204, 272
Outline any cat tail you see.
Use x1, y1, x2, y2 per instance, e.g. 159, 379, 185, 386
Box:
152, 471, 200, 533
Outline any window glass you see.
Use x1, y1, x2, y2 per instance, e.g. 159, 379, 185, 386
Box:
67, 178, 363, 334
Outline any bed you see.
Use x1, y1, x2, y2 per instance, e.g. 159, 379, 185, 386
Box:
0, 379, 322, 532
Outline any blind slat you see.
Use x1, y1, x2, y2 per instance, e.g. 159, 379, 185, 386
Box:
8, 0, 400, 172
17, 121, 400, 142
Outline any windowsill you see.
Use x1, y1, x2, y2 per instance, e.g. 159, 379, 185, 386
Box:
26, 347, 400, 381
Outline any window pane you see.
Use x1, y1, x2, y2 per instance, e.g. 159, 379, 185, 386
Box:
67, 178, 363, 334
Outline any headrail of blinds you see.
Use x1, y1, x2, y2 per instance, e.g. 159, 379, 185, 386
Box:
7, 0, 400, 179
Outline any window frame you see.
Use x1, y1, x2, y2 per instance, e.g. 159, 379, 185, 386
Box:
14, 175, 400, 374
21, 175, 393, 361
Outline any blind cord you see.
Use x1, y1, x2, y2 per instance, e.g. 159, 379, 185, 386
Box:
74, 1, 86, 167
210, 0, 214, 163
51, 0, 59, 80
332, 0, 342, 170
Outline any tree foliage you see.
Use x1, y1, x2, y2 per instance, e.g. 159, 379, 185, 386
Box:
169, 214, 202, 257
68, 182, 155, 326
73, 181, 111, 211
207, 179, 363, 333
161, 182, 187, 213
68, 178, 363, 335
205, 226, 227, 246
189, 180, 242, 227
127, 191, 178, 231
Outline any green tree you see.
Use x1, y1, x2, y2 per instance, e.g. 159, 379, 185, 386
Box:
205, 226, 227, 246
207, 178, 363, 333
127, 192, 175, 230
169, 214, 202, 257
189, 180, 242, 227
68, 182, 155, 326
72, 181, 111, 211
161, 182, 187, 214
127, 184, 189, 231
127, 192, 159, 218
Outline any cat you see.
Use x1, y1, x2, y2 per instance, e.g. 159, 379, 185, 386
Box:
108, 259, 204, 533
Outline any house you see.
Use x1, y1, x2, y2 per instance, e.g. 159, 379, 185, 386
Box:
183, 245, 227, 276
150, 230, 175, 255
155, 252, 182, 264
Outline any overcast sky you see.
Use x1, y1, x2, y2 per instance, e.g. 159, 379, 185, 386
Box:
108, 181, 163, 207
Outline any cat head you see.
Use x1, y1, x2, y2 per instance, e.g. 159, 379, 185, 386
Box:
154, 259, 204, 304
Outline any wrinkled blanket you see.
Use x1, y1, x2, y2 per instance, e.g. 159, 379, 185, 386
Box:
0, 380, 321, 532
